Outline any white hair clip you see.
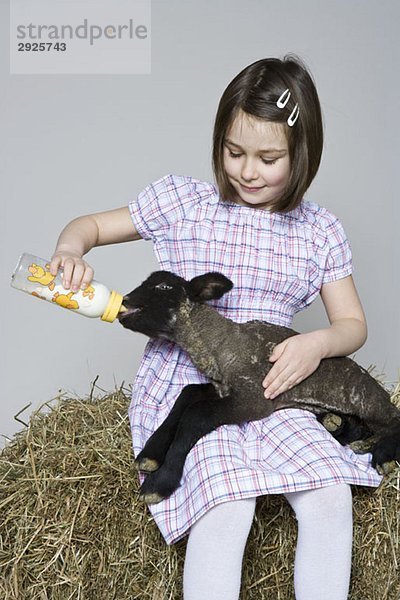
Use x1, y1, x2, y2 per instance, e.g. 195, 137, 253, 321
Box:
287, 104, 299, 126
276, 88, 300, 126
276, 88, 291, 108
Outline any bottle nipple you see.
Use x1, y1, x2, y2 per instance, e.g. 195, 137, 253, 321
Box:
101, 290, 124, 323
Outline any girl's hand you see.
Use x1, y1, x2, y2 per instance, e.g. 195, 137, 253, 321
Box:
262, 333, 324, 399
50, 251, 94, 292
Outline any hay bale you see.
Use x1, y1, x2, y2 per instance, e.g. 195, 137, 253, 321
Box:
1, 380, 399, 600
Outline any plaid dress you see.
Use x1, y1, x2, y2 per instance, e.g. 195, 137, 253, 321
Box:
128, 173, 382, 545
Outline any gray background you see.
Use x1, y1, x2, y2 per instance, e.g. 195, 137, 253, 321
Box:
1, 0, 399, 446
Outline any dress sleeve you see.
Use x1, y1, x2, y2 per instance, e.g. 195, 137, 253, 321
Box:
128, 173, 213, 241
321, 214, 353, 284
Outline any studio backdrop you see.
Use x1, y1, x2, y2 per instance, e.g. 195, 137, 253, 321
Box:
1, 0, 399, 445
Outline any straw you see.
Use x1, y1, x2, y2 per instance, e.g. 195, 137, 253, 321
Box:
1, 379, 399, 599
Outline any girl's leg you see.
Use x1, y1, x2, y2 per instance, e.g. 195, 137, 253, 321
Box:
183, 497, 256, 600
284, 484, 353, 600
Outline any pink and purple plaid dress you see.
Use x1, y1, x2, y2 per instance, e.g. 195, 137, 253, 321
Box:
128, 173, 382, 545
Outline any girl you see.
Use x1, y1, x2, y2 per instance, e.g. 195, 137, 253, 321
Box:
50, 55, 382, 599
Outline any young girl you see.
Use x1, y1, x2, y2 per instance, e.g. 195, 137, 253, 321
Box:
50, 56, 382, 600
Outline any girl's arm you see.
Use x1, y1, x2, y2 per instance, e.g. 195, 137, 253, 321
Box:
310, 275, 367, 358
262, 275, 367, 399
50, 206, 141, 291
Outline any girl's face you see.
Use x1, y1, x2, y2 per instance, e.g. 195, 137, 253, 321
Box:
223, 111, 291, 209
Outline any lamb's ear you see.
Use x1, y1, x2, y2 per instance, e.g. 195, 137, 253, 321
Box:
188, 273, 233, 302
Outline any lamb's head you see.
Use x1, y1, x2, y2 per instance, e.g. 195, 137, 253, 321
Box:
118, 270, 233, 339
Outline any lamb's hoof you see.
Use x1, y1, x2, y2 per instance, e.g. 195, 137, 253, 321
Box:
322, 413, 343, 432
135, 457, 160, 473
139, 491, 165, 504
349, 437, 377, 454
138, 468, 180, 504
376, 460, 397, 476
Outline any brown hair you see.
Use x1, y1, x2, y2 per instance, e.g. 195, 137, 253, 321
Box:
212, 54, 323, 213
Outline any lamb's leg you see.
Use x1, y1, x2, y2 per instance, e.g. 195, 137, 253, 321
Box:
317, 413, 373, 445
317, 412, 399, 474
370, 420, 400, 475
136, 383, 218, 473
139, 392, 236, 504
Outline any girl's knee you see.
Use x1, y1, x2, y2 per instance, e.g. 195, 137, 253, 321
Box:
189, 497, 256, 541
285, 484, 352, 525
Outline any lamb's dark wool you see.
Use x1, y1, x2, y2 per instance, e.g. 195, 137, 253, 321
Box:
118, 271, 400, 503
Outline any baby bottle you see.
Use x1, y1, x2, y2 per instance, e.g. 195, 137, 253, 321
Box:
11, 252, 126, 323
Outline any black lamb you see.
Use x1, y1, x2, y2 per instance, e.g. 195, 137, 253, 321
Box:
118, 271, 400, 504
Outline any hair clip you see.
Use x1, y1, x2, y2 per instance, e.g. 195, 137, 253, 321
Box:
276, 88, 291, 108
276, 88, 300, 126
287, 104, 299, 126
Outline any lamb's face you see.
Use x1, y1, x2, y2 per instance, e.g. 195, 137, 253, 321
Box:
118, 271, 189, 339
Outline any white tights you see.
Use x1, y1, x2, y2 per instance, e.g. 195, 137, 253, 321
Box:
183, 484, 353, 600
